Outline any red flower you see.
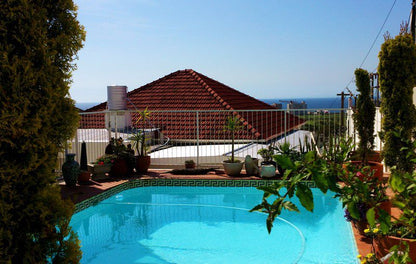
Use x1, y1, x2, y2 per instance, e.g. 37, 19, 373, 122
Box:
98, 161, 104, 165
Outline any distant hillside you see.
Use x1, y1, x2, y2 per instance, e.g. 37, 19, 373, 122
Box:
75, 102, 100, 110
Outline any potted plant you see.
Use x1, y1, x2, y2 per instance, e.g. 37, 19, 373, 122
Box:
78, 141, 91, 183
348, 68, 383, 180
88, 154, 115, 180
338, 164, 389, 235
108, 137, 132, 177
373, 142, 416, 262
185, 160, 195, 169
130, 107, 152, 173
257, 146, 276, 178
222, 115, 243, 176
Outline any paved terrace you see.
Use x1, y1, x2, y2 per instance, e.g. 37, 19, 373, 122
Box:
59, 169, 398, 259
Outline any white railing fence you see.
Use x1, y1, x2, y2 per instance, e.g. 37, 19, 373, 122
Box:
57, 108, 348, 173
346, 107, 383, 152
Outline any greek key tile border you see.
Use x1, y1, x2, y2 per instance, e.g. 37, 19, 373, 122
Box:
74, 179, 316, 213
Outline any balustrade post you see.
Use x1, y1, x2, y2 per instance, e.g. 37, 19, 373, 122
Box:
196, 111, 200, 168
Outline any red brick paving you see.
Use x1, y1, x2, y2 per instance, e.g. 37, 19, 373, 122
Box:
60, 169, 396, 258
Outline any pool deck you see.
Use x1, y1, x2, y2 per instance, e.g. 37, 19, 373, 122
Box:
59, 169, 398, 259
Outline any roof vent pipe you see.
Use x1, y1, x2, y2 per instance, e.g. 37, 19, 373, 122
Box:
107, 85, 127, 110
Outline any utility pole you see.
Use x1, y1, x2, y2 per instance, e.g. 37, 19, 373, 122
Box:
337, 91, 346, 133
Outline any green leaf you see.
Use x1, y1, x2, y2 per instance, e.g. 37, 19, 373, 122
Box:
303, 151, 316, 163
274, 155, 295, 170
282, 201, 299, 212
366, 207, 376, 227
312, 169, 329, 194
347, 202, 360, 220
272, 199, 284, 215
266, 210, 278, 234
295, 184, 314, 212
391, 200, 406, 210
271, 197, 284, 207
390, 171, 405, 192
257, 185, 280, 196
249, 204, 265, 213
377, 210, 391, 234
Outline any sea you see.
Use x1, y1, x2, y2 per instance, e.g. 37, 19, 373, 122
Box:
261, 97, 342, 110
75, 97, 342, 111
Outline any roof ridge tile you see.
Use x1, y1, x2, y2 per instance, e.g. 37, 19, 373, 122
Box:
189, 70, 257, 133
188, 70, 235, 112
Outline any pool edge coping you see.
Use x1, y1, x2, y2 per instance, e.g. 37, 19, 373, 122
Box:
74, 179, 317, 213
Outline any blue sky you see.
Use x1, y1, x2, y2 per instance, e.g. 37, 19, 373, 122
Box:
71, 0, 411, 103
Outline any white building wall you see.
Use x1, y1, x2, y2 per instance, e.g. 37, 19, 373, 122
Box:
346, 107, 383, 151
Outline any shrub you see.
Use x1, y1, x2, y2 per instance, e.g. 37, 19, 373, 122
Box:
353, 68, 375, 164
0, 1, 85, 262
378, 30, 416, 172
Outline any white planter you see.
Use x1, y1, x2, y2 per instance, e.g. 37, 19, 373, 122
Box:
223, 161, 244, 177
260, 164, 276, 178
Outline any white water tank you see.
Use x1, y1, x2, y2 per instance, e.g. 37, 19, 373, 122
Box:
106, 85, 131, 129
107, 85, 127, 110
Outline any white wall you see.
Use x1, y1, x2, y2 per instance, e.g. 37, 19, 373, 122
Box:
346, 107, 382, 151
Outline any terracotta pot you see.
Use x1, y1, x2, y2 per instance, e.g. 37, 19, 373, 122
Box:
78, 171, 91, 183
368, 151, 382, 163
350, 151, 382, 163
223, 161, 243, 176
110, 158, 129, 177
375, 235, 416, 262
343, 161, 384, 181
378, 200, 392, 217
354, 219, 368, 235
136, 156, 151, 173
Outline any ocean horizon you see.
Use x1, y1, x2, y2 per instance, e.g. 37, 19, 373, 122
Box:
76, 97, 342, 111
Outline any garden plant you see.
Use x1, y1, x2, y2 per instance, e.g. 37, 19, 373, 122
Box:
378, 27, 416, 172
0, 0, 85, 262
353, 68, 376, 164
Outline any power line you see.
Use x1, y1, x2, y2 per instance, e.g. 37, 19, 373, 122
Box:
358, 0, 398, 69
332, 0, 399, 109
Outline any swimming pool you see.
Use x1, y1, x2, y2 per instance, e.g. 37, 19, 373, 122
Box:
70, 186, 359, 264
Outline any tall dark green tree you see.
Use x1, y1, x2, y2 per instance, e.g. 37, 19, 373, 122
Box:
378, 30, 416, 172
353, 68, 375, 164
0, 0, 85, 262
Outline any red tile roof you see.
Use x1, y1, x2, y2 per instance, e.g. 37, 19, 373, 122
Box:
81, 69, 304, 141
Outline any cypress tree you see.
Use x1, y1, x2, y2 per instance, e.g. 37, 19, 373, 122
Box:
353, 68, 375, 164
0, 0, 85, 262
378, 31, 416, 172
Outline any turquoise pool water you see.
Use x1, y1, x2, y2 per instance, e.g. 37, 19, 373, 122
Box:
70, 187, 359, 264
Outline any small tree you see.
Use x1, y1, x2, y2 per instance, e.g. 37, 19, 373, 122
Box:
224, 116, 243, 163
378, 29, 416, 172
137, 108, 151, 157
0, 1, 85, 262
353, 68, 375, 164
